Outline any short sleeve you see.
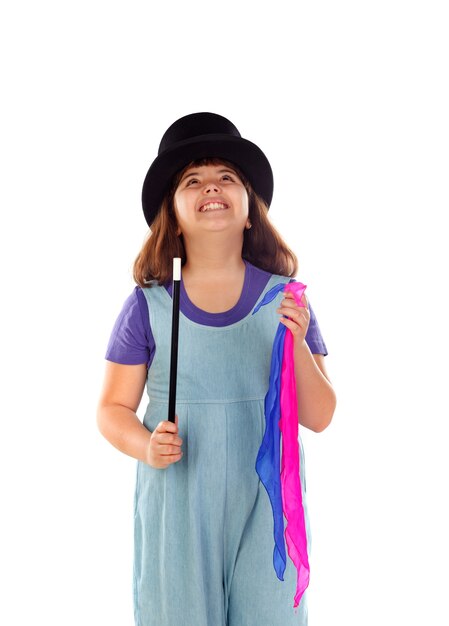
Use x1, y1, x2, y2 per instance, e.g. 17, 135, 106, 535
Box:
105, 286, 155, 368
305, 300, 328, 355
288, 279, 328, 355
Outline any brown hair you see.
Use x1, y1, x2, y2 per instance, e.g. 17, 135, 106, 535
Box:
133, 157, 298, 287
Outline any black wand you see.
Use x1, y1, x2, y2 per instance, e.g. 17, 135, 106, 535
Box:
168, 257, 181, 423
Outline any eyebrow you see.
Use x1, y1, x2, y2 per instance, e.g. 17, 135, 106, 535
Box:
180, 168, 237, 184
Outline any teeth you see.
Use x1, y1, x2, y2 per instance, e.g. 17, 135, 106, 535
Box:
200, 203, 228, 212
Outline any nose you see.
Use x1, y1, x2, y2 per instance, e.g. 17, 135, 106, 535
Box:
204, 180, 220, 193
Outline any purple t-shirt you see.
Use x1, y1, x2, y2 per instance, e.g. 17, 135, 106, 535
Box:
105, 260, 328, 369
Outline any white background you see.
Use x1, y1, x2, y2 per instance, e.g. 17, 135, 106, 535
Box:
1, 1, 448, 624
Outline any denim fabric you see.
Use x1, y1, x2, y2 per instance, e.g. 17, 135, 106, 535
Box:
133, 273, 312, 626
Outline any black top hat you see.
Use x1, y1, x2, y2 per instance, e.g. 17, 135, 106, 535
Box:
141, 112, 274, 227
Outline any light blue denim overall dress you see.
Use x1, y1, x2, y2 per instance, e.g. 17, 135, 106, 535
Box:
133, 273, 312, 626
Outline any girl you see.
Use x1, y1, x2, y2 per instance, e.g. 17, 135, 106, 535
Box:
97, 112, 336, 626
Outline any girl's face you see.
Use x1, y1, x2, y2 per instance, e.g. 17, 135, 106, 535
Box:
173, 163, 249, 238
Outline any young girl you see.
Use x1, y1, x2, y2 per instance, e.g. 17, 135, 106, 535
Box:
97, 112, 336, 626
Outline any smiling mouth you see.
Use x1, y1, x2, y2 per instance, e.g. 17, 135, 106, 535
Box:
199, 202, 229, 213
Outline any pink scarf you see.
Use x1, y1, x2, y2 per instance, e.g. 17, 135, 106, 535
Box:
253, 280, 310, 610
280, 282, 310, 608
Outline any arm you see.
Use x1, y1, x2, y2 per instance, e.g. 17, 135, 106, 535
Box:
96, 361, 151, 462
277, 290, 336, 433
294, 346, 337, 433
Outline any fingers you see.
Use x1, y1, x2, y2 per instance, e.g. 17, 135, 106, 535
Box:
155, 416, 178, 434
276, 290, 310, 342
276, 301, 309, 321
147, 416, 184, 468
282, 291, 308, 309
277, 287, 309, 319
154, 422, 183, 444
155, 432, 183, 445
279, 316, 299, 333
154, 418, 183, 455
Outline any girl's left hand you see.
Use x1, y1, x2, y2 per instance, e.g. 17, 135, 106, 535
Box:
276, 291, 310, 345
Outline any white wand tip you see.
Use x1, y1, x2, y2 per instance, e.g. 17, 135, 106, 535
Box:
173, 257, 181, 281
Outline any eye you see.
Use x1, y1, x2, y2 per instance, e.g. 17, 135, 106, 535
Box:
186, 174, 235, 186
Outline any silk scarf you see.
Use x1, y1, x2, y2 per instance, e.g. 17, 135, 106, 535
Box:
253, 280, 310, 610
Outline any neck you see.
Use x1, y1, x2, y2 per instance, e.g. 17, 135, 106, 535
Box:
181, 234, 246, 281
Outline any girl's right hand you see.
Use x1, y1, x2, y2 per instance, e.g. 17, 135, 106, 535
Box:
146, 414, 184, 469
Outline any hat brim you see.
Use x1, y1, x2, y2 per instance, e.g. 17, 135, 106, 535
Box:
141, 133, 273, 227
